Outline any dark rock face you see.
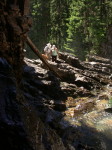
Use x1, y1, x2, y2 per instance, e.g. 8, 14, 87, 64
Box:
0, 59, 67, 150
0, 58, 32, 150
0, 53, 112, 150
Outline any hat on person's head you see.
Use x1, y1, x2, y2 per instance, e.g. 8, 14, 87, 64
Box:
47, 43, 51, 48
52, 45, 56, 49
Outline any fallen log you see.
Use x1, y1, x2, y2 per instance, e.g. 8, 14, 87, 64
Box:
26, 36, 62, 79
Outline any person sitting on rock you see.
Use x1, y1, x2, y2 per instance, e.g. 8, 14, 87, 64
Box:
51, 45, 59, 62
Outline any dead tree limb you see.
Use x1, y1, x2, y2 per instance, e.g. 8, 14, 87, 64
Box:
26, 36, 62, 79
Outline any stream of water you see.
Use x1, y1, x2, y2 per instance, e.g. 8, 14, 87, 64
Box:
64, 84, 112, 150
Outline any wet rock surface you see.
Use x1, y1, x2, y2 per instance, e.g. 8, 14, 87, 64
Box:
0, 53, 112, 150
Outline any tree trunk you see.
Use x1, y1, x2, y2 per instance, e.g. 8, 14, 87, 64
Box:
0, 0, 32, 83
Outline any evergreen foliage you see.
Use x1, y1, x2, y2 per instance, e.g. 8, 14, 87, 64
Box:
27, 0, 112, 60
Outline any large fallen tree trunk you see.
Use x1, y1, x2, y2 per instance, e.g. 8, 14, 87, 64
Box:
26, 36, 62, 79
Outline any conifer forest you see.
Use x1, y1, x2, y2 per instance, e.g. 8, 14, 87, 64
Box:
28, 0, 112, 60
